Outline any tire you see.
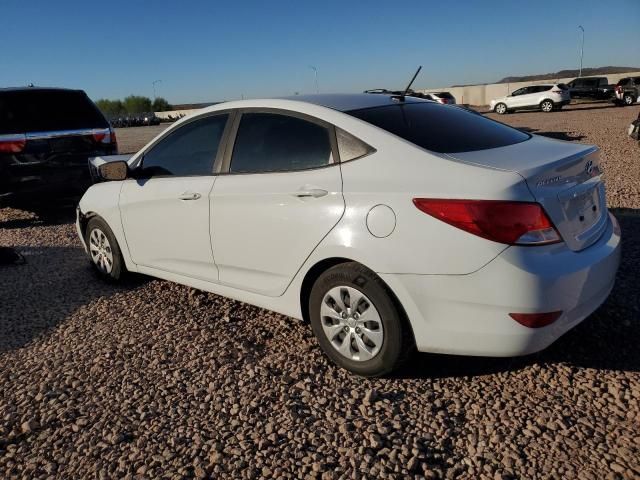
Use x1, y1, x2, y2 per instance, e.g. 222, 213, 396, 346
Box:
540, 100, 554, 113
309, 262, 414, 376
85, 217, 125, 281
623, 94, 635, 106
494, 103, 507, 115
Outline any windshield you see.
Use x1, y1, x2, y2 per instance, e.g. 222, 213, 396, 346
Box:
347, 102, 530, 153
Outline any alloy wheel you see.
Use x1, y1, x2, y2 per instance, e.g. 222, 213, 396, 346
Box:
541, 101, 553, 112
320, 286, 384, 362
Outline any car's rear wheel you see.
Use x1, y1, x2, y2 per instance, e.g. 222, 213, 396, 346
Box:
494, 103, 507, 115
85, 217, 125, 281
309, 262, 413, 376
540, 100, 554, 113
624, 94, 635, 106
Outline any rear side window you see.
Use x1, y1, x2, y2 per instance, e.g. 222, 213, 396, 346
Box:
141, 114, 228, 177
348, 103, 530, 153
435, 92, 455, 99
230, 113, 332, 173
0, 89, 108, 134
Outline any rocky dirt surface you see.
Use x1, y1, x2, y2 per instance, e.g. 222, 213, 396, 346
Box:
1, 104, 639, 479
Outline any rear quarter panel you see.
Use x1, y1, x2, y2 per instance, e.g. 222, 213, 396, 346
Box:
309, 146, 534, 275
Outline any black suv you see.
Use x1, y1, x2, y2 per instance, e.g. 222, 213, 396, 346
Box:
567, 76, 614, 100
615, 76, 640, 106
0, 87, 117, 205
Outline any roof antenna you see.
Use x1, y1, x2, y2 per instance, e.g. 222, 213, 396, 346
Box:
394, 66, 422, 102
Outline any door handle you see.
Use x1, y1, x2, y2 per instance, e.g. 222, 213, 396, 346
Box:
292, 188, 328, 198
178, 192, 201, 201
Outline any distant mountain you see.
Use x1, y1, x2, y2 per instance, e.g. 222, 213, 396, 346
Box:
450, 66, 640, 87
497, 66, 640, 84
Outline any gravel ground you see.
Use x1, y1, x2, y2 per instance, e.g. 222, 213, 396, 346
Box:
1, 103, 639, 479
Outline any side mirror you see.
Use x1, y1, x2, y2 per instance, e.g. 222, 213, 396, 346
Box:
98, 160, 128, 181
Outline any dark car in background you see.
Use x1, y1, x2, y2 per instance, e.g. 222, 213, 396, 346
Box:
614, 76, 640, 106
567, 76, 614, 100
0, 87, 117, 205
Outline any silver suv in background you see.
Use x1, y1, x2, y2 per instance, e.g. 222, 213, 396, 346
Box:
490, 84, 571, 114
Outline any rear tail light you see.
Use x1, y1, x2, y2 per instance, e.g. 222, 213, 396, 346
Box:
0, 134, 26, 153
551, 89, 562, 94
509, 311, 562, 328
412, 199, 562, 245
92, 128, 117, 147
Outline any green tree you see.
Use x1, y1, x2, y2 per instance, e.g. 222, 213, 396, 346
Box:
123, 95, 153, 114
95, 99, 125, 117
152, 97, 171, 112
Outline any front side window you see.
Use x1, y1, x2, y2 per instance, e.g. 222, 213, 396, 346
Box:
141, 114, 228, 177
229, 113, 332, 173
511, 88, 526, 96
348, 102, 530, 154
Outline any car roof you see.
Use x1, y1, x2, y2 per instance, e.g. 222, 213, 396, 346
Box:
280, 93, 429, 112
0, 86, 84, 93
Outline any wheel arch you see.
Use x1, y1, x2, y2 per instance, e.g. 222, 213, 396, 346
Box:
298, 257, 416, 346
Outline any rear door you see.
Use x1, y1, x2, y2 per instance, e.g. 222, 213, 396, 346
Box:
211, 110, 344, 296
119, 113, 230, 281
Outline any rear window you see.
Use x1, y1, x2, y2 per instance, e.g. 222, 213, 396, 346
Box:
0, 89, 108, 134
347, 102, 529, 153
557, 84, 569, 90
434, 92, 455, 99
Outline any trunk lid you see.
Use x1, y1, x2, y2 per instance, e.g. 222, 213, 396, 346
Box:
446, 135, 607, 251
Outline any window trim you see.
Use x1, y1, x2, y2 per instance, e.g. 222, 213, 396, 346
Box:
131, 110, 236, 179
218, 107, 341, 176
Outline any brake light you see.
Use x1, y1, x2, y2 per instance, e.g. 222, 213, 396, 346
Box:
412, 199, 562, 245
92, 128, 117, 146
509, 311, 562, 328
0, 134, 26, 153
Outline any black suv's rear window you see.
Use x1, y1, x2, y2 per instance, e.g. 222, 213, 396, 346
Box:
0, 89, 108, 134
347, 103, 529, 153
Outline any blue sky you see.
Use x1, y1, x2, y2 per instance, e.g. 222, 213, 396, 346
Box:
2, 0, 639, 104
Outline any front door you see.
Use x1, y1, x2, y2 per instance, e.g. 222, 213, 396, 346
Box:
211, 111, 344, 296
120, 113, 230, 282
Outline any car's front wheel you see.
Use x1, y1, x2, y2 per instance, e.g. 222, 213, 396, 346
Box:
85, 217, 125, 281
309, 262, 413, 376
494, 102, 507, 114
540, 100, 554, 112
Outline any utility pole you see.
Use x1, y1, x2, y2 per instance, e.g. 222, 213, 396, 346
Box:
152, 79, 162, 99
578, 26, 585, 77
308, 66, 319, 93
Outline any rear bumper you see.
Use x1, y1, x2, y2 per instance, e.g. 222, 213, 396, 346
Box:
381, 212, 621, 356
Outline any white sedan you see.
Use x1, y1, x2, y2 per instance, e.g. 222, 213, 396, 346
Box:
77, 94, 620, 376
